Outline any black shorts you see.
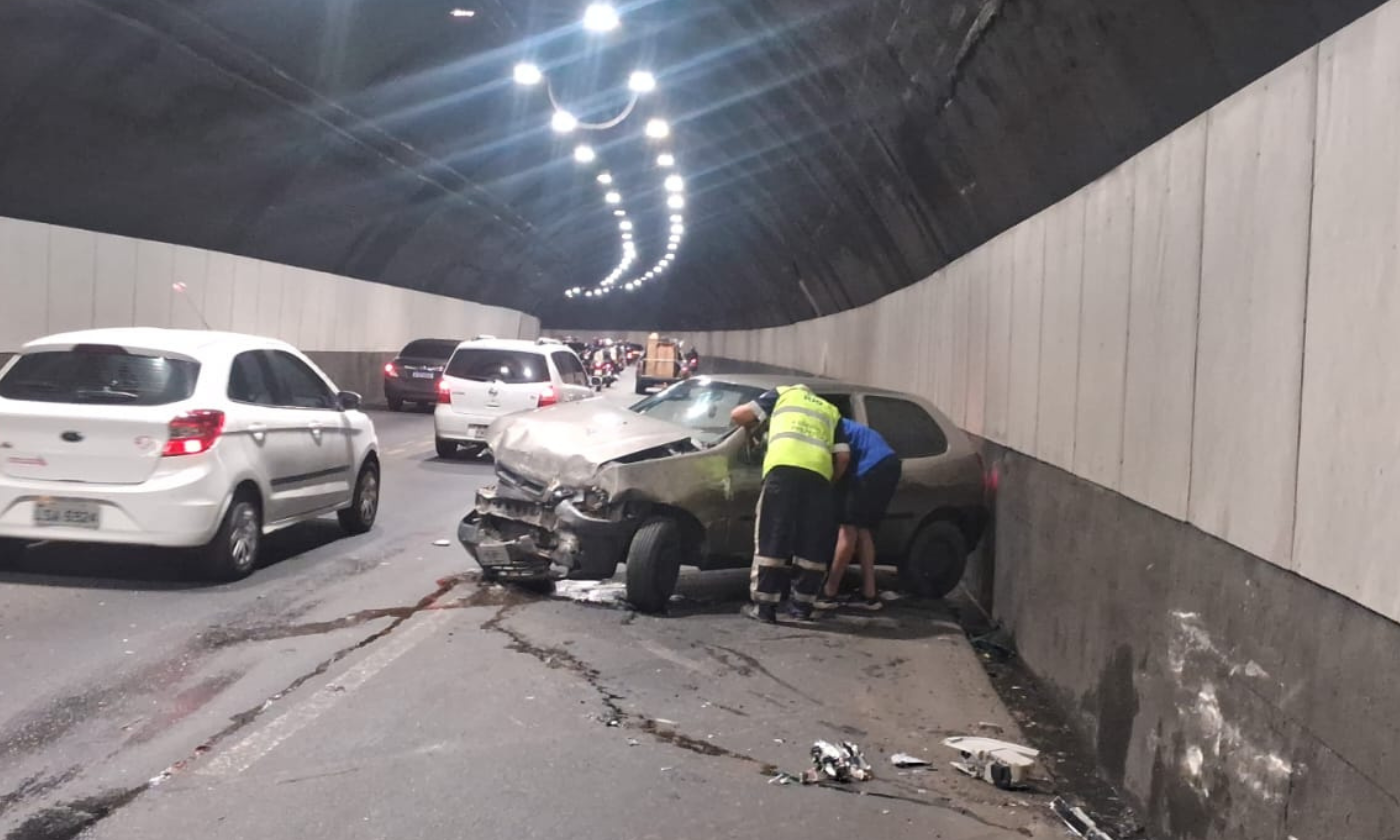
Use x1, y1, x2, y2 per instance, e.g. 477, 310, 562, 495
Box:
756, 466, 837, 567
840, 456, 901, 529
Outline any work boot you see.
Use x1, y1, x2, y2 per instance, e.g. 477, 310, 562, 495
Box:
783, 602, 818, 625
745, 603, 778, 624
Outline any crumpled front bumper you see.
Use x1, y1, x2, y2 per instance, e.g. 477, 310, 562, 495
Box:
458, 486, 633, 580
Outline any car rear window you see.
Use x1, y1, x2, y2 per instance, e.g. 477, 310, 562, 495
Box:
445, 348, 548, 384
0, 346, 200, 406
400, 339, 459, 359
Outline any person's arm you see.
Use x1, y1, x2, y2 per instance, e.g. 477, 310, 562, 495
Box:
832, 419, 851, 482
731, 389, 779, 430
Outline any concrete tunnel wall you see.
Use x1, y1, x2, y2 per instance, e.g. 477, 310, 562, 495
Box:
0, 216, 541, 404
558, 2, 1400, 836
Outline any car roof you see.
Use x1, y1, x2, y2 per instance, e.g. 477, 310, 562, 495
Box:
454, 338, 553, 353
21, 328, 296, 355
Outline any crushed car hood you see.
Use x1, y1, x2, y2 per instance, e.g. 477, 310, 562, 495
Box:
487, 400, 700, 487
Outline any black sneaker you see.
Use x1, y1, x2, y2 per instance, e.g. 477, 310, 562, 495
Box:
813, 593, 843, 611
849, 596, 884, 612
745, 603, 778, 624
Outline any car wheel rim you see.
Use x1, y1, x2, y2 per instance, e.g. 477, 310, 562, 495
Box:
359, 472, 379, 521
230, 505, 259, 570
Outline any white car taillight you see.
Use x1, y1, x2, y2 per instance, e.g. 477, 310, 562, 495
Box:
163, 410, 226, 457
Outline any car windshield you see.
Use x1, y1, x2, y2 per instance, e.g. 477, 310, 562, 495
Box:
400, 339, 458, 359
446, 348, 548, 383
0, 346, 200, 405
630, 378, 765, 443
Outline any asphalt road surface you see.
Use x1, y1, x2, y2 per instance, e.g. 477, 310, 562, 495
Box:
0, 369, 1058, 840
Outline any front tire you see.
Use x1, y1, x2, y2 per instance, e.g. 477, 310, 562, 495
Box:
201, 493, 262, 582
436, 437, 458, 459
625, 517, 684, 614
900, 520, 968, 599
338, 460, 380, 535
635, 378, 650, 395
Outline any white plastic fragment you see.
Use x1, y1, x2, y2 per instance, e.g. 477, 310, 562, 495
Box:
433, 539, 451, 547
942, 736, 1039, 790
891, 753, 931, 768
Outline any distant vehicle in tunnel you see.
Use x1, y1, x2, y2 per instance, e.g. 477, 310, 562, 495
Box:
459, 374, 986, 612
0, 329, 381, 580
433, 337, 593, 459
383, 338, 460, 412
635, 334, 690, 395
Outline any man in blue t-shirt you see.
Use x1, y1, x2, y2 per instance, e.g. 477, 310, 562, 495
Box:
816, 418, 900, 611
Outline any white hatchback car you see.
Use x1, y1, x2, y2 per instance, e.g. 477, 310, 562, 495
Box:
0, 328, 381, 580
434, 337, 593, 458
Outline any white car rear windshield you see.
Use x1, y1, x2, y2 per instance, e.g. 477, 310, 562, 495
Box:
446, 349, 548, 384
0, 346, 200, 406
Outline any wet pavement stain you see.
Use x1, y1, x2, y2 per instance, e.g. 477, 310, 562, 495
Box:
0, 770, 80, 821
703, 644, 821, 704
2, 572, 485, 840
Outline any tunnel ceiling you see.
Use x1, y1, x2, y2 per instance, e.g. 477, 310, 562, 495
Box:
0, 0, 1383, 331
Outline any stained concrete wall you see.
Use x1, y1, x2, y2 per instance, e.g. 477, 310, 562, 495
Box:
557, 2, 1400, 835
0, 216, 540, 404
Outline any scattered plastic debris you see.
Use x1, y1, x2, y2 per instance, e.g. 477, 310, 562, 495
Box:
432, 539, 451, 547
553, 579, 629, 605
769, 771, 802, 786
1050, 797, 1115, 840
627, 738, 640, 747
976, 721, 1006, 733
943, 736, 1039, 790
654, 718, 678, 726
890, 753, 931, 768
606, 719, 621, 727
806, 741, 872, 784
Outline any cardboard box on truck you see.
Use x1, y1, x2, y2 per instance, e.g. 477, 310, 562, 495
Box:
636, 335, 685, 395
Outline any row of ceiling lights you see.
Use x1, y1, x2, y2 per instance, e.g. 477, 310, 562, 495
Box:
505, 4, 688, 300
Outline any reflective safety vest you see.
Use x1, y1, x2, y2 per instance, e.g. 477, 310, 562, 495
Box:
763, 385, 841, 481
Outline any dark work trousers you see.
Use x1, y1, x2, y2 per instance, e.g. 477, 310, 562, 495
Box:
750, 465, 837, 608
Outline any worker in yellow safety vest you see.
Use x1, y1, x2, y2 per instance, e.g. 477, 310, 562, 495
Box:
731, 384, 850, 623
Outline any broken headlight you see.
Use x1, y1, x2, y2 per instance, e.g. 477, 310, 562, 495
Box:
577, 486, 611, 513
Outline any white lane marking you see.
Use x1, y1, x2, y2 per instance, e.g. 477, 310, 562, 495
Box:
198, 611, 450, 777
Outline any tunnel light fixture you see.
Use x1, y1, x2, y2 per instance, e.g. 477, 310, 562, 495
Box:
669, 214, 683, 223
664, 174, 684, 193
613, 209, 626, 217
656, 153, 675, 167
573, 144, 597, 164
622, 232, 633, 241
619, 220, 634, 231
670, 223, 685, 234
551, 110, 578, 133
582, 3, 620, 32
450, 8, 476, 18
628, 71, 657, 94
645, 119, 671, 140
596, 171, 613, 185
667, 194, 685, 210
668, 236, 680, 245
513, 62, 543, 86
604, 190, 621, 204
667, 243, 678, 252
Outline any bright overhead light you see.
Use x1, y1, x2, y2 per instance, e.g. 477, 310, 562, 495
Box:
620, 220, 634, 231
604, 190, 621, 204
551, 110, 578, 133
450, 9, 476, 18
622, 232, 632, 241
596, 171, 613, 185
656, 153, 675, 168
613, 209, 626, 217
670, 223, 685, 235
582, 3, 620, 32
514, 62, 543, 85
628, 71, 657, 93
664, 174, 684, 192
574, 144, 596, 164
668, 235, 680, 245
669, 214, 683, 223
644, 118, 671, 139
667, 194, 685, 210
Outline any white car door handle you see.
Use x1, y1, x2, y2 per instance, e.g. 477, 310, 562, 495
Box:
309, 422, 323, 439
248, 423, 267, 443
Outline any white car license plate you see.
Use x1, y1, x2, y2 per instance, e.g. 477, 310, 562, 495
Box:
34, 499, 101, 529
411, 371, 434, 379
476, 542, 511, 567
467, 425, 488, 440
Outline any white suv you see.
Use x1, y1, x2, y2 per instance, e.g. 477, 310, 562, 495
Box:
434, 337, 592, 458
0, 328, 381, 580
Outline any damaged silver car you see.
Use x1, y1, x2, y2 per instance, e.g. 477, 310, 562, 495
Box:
457, 375, 987, 612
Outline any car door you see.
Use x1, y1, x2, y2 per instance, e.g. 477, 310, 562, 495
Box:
551, 351, 593, 402
261, 350, 355, 516
226, 351, 312, 523
856, 393, 952, 556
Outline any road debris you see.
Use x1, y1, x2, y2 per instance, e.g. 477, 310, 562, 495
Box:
806, 741, 872, 784
769, 771, 802, 786
943, 736, 1039, 790
1050, 797, 1115, 839
890, 753, 932, 768
432, 539, 451, 547
976, 721, 1005, 733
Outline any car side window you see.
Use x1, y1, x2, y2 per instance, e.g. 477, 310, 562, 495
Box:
265, 351, 337, 410
552, 351, 587, 386
228, 351, 278, 406
863, 396, 949, 458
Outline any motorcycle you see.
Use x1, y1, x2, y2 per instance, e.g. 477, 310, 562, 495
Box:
590, 356, 618, 390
